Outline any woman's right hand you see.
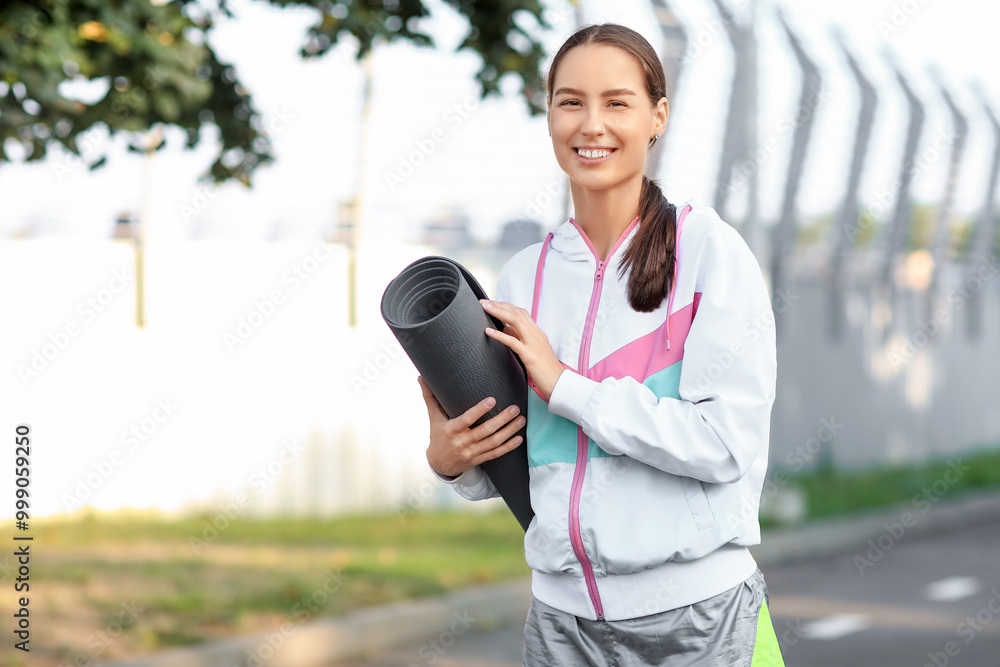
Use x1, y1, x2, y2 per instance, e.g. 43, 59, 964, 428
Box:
417, 375, 526, 478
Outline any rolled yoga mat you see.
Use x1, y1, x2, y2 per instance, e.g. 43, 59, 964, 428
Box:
381, 256, 534, 532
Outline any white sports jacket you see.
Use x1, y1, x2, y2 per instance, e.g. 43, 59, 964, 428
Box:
434, 199, 778, 621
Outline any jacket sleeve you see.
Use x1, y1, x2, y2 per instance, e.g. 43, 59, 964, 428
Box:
431, 465, 500, 500
427, 265, 511, 501
546, 221, 777, 484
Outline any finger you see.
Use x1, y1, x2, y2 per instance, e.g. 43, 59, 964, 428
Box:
453, 395, 498, 430
483, 299, 532, 321
485, 325, 522, 351
417, 376, 448, 422
468, 403, 521, 442
481, 299, 519, 321
471, 430, 525, 467
472, 410, 526, 456
483, 303, 537, 340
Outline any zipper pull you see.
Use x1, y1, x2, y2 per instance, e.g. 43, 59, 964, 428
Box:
595, 260, 604, 281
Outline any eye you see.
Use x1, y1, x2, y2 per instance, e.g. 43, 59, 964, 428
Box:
609, 100, 627, 107
560, 99, 581, 106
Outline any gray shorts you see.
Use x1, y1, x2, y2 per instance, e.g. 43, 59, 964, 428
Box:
523, 567, 784, 666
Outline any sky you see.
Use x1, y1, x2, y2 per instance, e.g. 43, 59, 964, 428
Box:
1, 0, 1000, 244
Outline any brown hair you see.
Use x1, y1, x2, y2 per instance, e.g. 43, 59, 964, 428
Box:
546, 23, 676, 313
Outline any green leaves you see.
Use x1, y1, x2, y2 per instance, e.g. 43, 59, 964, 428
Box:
282, 0, 551, 112
0, 0, 273, 184
0, 0, 549, 185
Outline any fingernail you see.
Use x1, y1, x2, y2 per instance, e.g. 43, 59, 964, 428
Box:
508, 405, 519, 415
484, 397, 496, 407
515, 416, 526, 426
513, 436, 523, 445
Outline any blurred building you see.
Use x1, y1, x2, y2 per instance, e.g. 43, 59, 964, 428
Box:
421, 207, 474, 250
497, 218, 544, 251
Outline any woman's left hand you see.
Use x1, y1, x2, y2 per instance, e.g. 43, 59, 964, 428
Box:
481, 299, 565, 402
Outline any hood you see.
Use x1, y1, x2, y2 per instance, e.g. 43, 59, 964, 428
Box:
548, 215, 642, 265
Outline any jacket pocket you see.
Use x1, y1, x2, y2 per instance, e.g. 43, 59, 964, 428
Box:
681, 477, 717, 531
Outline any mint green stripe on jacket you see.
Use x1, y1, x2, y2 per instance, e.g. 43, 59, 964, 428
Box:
526, 361, 683, 468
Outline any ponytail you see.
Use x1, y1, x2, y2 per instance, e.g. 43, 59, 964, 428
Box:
617, 176, 677, 313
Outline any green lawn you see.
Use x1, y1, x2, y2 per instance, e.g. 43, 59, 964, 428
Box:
5, 509, 529, 666
768, 443, 1000, 525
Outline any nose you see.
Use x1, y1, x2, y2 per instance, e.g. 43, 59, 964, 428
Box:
581, 105, 605, 136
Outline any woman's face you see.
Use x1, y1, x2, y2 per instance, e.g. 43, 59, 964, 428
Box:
547, 43, 667, 193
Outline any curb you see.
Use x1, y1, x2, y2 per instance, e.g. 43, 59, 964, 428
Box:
98, 488, 1000, 666
749, 486, 1000, 566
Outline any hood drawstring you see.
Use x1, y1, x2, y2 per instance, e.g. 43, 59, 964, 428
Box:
531, 232, 554, 323
525, 232, 555, 395
665, 254, 678, 351
666, 205, 692, 350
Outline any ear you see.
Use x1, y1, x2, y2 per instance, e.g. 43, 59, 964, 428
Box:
654, 96, 669, 135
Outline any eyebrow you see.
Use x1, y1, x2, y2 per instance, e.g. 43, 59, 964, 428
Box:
553, 87, 637, 97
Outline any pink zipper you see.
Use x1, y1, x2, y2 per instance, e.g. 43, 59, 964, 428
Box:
563, 216, 640, 621
566, 217, 638, 621
568, 255, 607, 620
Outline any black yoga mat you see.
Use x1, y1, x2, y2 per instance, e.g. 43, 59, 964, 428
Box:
381, 256, 534, 532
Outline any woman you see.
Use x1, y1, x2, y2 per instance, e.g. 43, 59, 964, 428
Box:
418, 22, 784, 666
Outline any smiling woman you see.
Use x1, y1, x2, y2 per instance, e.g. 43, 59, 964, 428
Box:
421, 22, 784, 666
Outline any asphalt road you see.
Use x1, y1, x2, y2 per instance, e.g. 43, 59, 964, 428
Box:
332, 516, 1000, 666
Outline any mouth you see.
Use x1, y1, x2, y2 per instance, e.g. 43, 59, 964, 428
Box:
574, 147, 617, 161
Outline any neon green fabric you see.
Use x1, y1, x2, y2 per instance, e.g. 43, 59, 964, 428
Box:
751, 598, 786, 666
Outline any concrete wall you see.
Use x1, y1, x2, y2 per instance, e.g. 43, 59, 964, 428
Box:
3, 238, 996, 519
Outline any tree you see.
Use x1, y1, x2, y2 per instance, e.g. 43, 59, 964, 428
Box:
0, 0, 551, 186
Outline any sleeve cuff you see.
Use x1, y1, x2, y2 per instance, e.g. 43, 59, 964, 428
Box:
431, 464, 487, 486
547, 369, 601, 425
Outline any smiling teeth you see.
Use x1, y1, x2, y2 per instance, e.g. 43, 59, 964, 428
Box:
578, 148, 612, 158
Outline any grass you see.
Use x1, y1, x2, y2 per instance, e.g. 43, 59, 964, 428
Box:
1, 508, 528, 666
769, 443, 1000, 524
